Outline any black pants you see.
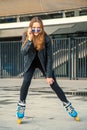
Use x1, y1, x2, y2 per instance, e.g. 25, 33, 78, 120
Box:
20, 61, 68, 103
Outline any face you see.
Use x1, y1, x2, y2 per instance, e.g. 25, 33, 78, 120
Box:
32, 22, 41, 36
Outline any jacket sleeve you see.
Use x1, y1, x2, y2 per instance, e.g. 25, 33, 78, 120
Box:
46, 36, 53, 78
21, 34, 33, 55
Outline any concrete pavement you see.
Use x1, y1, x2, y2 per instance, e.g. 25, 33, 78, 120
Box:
0, 78, 87, 130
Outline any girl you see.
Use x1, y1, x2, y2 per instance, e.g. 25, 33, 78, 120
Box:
16, 17, 79, 122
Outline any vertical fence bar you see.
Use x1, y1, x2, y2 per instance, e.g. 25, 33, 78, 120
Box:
68, 38, 71, 79
0, 43, 1, 77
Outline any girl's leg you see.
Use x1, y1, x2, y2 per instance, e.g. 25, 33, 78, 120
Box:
20, 66, 35, 102
38, 66, 79, 119
50, 71, 80, 119
38, 65, 68, 102
50, 71, 68, 103
16, 65, 35, 120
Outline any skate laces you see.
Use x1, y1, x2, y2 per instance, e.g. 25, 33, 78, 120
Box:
17, 101, 26, 113
63, 102, 74, 113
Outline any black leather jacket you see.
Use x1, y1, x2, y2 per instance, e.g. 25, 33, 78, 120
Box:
21, 34, 53, 78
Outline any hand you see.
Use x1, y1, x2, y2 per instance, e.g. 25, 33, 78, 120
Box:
27, 27, 33, 41
46, 78, 54, 85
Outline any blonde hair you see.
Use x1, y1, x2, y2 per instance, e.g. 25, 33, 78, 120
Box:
22, 17, 45, 51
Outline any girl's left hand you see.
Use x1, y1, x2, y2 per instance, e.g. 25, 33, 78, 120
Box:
46, 78, 54, 85
27, 27, 33, 41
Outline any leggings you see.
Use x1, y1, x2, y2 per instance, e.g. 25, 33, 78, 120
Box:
20, 62, 68, 103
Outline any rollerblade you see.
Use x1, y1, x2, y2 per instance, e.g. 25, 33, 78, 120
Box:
16, 101, 26, 124
63, 101, 80, 121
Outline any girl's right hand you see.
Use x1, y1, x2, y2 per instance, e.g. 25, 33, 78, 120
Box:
27, 27, 33, 41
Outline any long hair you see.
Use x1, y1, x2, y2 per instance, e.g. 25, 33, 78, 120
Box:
23, 17, 45, 51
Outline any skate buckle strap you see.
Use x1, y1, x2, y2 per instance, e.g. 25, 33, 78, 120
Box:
18, 101, 26, 107
63, 102, 74, 113
66, 105, 74, 113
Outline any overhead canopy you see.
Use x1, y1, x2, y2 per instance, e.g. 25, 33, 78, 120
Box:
0, 21, 87, 37
0, 0, 87, 17
52, 22, 87, 34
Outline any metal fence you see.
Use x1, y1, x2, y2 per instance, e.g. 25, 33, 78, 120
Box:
0, 37, 87, 79
0, 41, 24, 78
52, 37, 87, 79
